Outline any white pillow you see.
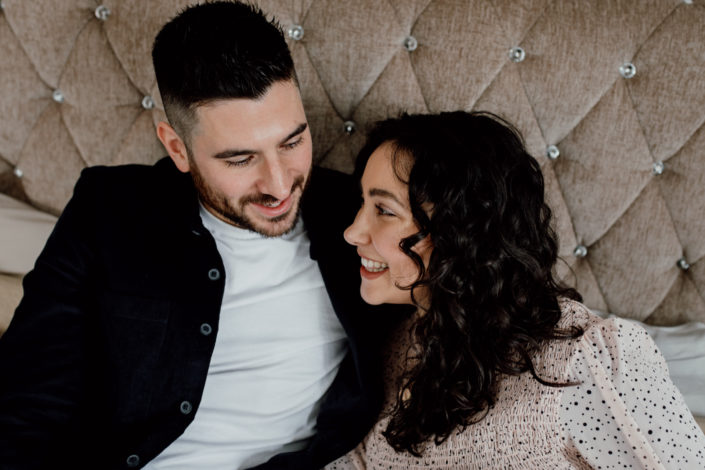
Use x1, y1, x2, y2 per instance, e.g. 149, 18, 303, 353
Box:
0, 193, 57, 275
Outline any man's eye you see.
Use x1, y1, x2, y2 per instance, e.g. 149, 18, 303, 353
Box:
284, 137, 303, 150
225, 156, 253, 167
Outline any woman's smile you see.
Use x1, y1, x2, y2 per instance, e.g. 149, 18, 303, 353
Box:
344, 142, 431, 305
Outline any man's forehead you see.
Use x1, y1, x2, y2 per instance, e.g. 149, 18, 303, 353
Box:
191, 87, 306, 149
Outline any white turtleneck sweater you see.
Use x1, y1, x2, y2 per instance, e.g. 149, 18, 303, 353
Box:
145, 205, 347, 469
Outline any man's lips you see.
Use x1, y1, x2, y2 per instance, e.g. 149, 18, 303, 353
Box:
250, 193, 294, 218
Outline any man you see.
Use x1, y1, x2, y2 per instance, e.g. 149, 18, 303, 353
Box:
0, 3, 388, 469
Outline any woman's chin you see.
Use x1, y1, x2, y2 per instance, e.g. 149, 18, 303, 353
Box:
360, 288, 417, 306
360, 291, 384, 305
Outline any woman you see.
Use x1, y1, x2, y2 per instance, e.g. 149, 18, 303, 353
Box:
327, 111, 705, 469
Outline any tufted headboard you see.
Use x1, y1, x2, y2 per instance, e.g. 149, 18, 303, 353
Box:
1, 0, 704, 326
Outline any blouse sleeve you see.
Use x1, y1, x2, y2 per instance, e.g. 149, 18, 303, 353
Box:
323, 444, 367, 470
559, 316, 705, 469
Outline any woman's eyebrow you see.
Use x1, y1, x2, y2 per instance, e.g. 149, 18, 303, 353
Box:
369, 188, 404, 206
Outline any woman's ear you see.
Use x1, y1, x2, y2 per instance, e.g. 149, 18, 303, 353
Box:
157, 121, 190, 173
414, 234, 434, 266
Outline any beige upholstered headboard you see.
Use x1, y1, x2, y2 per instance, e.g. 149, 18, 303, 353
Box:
1, 0, 704, 326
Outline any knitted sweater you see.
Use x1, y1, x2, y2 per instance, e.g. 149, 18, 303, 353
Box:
326, 300, 705, 469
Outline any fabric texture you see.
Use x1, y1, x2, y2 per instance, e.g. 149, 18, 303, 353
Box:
0, 157, 390, 470
1, 0, 704, 324
593, 311, 705, 417
0, 193, 56, 275
0, 273, 22, 334
0, 193, 56, 335
144, 208, 347, 469
327, 300, 705, 469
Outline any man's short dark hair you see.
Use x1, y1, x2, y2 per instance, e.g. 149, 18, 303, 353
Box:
152, 1, 296, 144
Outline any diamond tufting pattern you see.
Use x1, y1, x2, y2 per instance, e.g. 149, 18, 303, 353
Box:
0, 0, 704, 325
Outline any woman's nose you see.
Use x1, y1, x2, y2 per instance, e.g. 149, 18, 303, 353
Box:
343, 209, 367, 246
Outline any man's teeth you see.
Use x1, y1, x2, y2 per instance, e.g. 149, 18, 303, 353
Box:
263, 200, 283, 208
361, 257, 388, 272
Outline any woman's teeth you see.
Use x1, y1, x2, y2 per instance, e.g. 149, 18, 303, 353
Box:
361, 257, 388, 272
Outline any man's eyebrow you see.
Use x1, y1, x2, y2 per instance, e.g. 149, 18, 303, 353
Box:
369, 188, 404, 206
212, 148, 257, 159
281, 123, 308, 144
211, 123, 308, 160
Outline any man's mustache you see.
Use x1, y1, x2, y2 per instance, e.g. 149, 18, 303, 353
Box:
241, 175, 306, 206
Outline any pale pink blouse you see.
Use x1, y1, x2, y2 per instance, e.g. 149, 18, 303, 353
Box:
326, 300, 705, 469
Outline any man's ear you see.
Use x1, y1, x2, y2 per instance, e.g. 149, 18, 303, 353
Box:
157, 121, 190, 173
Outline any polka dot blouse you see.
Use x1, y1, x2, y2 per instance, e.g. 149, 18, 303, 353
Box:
326, 299, 705, 469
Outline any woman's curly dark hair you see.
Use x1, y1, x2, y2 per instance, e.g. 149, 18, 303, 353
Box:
354, 111, 582, 455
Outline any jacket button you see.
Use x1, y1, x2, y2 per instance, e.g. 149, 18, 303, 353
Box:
180, 400, 193, 415
207, 268, 221, 280
200, 323, 212, 336
126, 454, 140, 467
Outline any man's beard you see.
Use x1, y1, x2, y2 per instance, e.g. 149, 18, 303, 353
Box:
190, 163, 311, 238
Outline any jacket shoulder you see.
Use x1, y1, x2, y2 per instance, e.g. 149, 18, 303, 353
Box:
71, 157, 183, 210
303, 166, 357, 235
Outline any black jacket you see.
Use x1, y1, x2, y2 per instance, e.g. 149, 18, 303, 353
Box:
0, 157, 389, 470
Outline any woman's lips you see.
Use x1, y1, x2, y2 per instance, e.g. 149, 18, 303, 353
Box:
360, 265, 388, 280
359, 255, 389, 279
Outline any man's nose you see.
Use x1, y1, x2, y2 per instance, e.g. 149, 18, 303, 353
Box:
258, 157, 292, 200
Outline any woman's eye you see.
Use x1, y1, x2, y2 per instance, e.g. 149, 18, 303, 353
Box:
375, 204, 395, 217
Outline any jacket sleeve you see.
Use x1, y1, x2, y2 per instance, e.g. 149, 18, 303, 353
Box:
0, 170, 98, 468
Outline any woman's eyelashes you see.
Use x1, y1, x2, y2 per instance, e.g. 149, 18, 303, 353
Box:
358, 195, 397, 217
375, 204, 395, 217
